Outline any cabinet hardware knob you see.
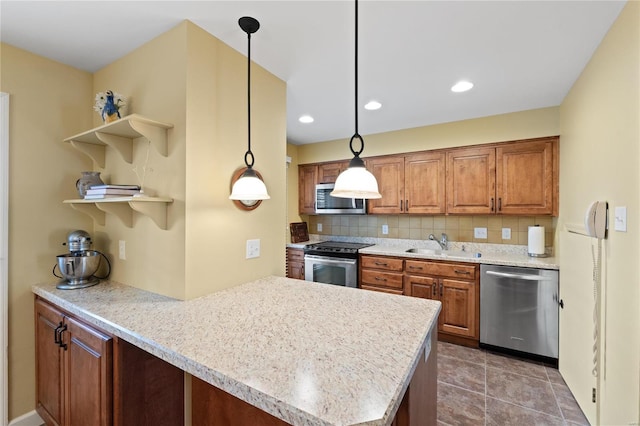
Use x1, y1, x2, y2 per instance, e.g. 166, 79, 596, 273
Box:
374, 262, 388, 266
408, 265, 423, 270
439, 282, 443, 297
400, 200, 403, 211
490, 198, 495, 212
498, 197, 502, 211
375, 276, 387, 282
454, 270, 471, 275
406, 200, 408, 211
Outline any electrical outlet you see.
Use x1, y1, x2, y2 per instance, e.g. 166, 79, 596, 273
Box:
246, 239, 260, 259
502, 228, 511, 240
474, 227, 488, 239
118, 240, 126, 260
317, 223, 323, 232
382, 224, 389, 235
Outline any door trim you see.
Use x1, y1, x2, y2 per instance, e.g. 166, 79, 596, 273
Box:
1, 92, 8, 425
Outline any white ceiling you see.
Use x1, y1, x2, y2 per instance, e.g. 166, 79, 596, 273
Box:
0, 1, 626, 145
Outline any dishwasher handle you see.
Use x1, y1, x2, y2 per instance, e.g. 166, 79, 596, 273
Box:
485, 270, 547, 281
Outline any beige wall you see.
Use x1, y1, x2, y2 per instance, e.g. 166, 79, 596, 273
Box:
1, 43, 94, 419
91, 21, 286, 300
295, 106, 559, 164
3, 20, 286, 421
92, 22, 189, 299
558, 2, 639, 424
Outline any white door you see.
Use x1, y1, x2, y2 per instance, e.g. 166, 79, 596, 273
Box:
558, 229, 599, 424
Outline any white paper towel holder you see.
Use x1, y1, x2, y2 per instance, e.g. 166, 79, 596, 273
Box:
528, 225, 548, 257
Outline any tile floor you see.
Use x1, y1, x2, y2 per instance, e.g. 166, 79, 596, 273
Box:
437, 342, 590, 425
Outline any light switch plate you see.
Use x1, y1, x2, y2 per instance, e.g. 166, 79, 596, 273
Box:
118, 240, 126, 260
246, 239, 260, 259
614, 206, 627, 232
502, 228, 511, 240
382, 224, 389, 235
474, 227, 488, 239
317, 223, 323, 232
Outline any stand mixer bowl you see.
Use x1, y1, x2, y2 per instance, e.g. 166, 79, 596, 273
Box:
56, 250, 101, 285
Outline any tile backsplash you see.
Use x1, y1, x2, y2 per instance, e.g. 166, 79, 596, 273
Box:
306, 215, 556, 247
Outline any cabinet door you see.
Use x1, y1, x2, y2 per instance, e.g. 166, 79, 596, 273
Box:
446, 147, 496, 214
404, 274, 438, 299
298, 165, 318, 214
317, 161, 348, 183
439, 278, 477, 338
63, 315, 113, 426
367, 156, 405, 214
35, 299, 65, 426
405, 152, 445, 214
496, 140, 555, 215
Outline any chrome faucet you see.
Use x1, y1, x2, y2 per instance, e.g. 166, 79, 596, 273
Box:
429, 233, 448, 250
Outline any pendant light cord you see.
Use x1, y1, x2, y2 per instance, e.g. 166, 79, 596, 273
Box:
350, 0, 364, 157
245, 30, 254, 168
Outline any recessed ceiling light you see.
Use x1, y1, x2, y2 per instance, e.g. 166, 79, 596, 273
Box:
299, 115, 314, 124
364, 100, 382, 110
451, 81, 474, 93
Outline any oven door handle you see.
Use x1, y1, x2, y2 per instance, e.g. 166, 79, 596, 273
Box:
304, 255, 357, 265
485, 270, 545, 281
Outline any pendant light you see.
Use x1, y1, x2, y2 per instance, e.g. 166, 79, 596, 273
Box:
331, 0, 381, 199
229, 16, 271, 201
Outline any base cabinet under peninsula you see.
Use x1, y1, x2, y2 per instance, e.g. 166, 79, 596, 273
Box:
192, 327, 438, 425
34, 297, 184, 426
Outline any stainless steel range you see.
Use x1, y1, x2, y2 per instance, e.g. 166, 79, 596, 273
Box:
304, 241, 373, 287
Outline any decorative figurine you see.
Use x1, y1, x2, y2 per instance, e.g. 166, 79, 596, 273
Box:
102, 90, 121, 123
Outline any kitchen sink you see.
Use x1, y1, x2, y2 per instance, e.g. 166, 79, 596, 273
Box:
405, 248, 480, 258
405, 248, 442, 255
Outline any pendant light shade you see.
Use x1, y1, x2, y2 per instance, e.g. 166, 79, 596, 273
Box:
229, 16, 270, 202
230, 167, 270, 200
331, 0, 381, 200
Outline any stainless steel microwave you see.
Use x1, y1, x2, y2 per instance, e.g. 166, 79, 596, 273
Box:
315, 183, 366, 214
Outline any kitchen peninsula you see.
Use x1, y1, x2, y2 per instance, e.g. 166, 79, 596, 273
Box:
33, 276, 440, 425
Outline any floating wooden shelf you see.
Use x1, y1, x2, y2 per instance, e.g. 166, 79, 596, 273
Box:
64, 114, 173, 167
64, 197, 173, 230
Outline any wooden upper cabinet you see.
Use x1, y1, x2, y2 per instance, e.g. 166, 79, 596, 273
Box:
496, 139, 555, 215
317, 161, 348, 183
367, 153, 445, 214
298, 164, 317, 214
446, 147, 496, 214
405, 152, 446, 214
367, 156, 405, 214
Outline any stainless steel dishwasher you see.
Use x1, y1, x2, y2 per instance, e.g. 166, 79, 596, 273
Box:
480, 264, 559, 360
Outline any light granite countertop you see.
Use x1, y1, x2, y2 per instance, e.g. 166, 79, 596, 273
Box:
33, 276, 440, 426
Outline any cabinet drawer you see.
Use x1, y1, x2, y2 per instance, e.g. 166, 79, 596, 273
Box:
361, 269, 404, 290
405, 260, 476, 280
360, 256, 404, 272
361, 285, 403, 295
287, 248, 304, 262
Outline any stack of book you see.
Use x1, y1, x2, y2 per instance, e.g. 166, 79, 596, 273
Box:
84, 184, 141, 199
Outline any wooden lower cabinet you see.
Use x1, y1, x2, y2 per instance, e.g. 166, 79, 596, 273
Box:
35, 298, 113, 426
286, 247, 305, 280
405, 260, 479, 345
35, 297, 184, 426
359, 254, 480, 346
360, 255, 405, 294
